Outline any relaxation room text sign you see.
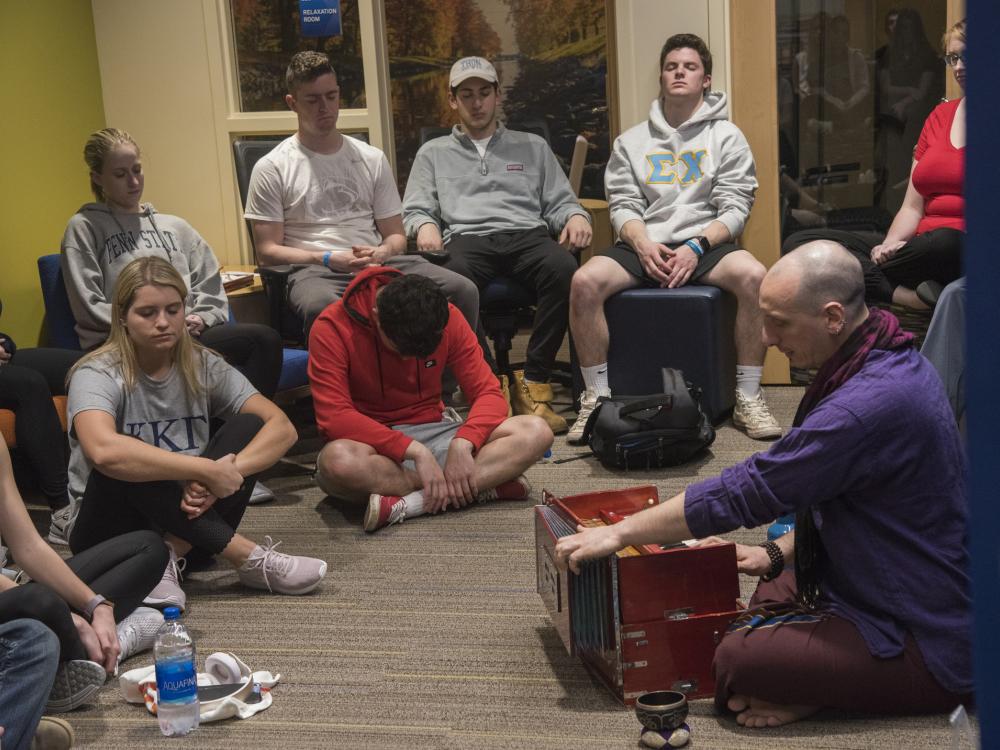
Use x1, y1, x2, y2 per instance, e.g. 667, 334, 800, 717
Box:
300, 0, 341, 37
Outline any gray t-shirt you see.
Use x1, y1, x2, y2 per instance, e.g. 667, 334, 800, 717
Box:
66, 349, 257, 512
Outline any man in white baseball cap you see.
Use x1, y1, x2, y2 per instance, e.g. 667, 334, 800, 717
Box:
403, 55, 592, 435
448, 56, 498, 88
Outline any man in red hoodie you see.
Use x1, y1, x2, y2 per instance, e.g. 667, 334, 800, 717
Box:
308, 267, 553, 532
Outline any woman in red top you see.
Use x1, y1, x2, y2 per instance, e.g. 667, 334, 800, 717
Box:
785, 18, 965, 309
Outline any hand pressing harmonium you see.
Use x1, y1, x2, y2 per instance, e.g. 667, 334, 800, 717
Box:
535, 485, 744, 705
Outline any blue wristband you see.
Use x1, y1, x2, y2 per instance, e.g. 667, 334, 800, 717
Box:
321, 251, 332, 268
684, 239, 704, 257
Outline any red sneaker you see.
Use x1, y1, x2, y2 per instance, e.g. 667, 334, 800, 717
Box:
364, 494, 407, 532
478, 475, 533, 502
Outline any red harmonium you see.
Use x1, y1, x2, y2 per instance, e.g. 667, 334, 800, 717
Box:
535, 485, 744, 705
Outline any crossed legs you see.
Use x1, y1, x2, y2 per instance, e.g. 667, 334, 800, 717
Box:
316, 415, 550, 505
714, 571, 968, 728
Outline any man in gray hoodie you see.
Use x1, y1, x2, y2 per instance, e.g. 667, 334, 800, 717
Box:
402, 57, 593, 435
567, 33, 781, 443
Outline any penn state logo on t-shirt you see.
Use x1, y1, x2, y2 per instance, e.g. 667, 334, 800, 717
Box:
425, 359, 437, 368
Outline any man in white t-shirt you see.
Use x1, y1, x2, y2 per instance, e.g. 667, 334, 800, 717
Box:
244, 51, 479, 335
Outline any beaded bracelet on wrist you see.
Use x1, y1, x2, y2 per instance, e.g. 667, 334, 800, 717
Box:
758, 540, 784, 582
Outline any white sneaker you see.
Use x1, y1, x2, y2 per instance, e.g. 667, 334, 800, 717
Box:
248, 481, 275, 505
567, 389, 601, 445
117, 606, 164, 663
732, 390, 783, 440
48, 505, 73, 546
143, 545, 186, 611
238, 536, 327, 595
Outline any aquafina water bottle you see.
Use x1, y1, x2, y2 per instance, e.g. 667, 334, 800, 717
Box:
153, 606, 199, 737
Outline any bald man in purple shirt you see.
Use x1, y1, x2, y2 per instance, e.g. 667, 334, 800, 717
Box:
556, 241, 971, 729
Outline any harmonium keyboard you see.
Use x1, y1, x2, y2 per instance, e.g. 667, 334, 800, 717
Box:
535, 485, 744, 705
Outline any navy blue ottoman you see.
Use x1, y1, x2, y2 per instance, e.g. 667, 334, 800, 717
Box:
604, 286, 737, 422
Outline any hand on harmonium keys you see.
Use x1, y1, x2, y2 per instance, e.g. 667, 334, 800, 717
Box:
554, 523, 626, 575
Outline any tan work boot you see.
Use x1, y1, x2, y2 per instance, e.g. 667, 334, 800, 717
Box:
31, 716, 75, 749
509, 370, 568, 434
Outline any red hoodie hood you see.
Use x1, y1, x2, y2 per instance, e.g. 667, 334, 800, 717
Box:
340, 265, 403, 333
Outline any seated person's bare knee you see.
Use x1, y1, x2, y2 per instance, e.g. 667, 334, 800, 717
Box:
500, 414, 553, 461
571, 264, 613, 307
317, 440, 371, 492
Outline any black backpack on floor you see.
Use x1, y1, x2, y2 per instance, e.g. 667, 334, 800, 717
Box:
582, 368, 715, 470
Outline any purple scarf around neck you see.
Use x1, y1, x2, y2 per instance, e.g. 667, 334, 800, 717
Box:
794, 307, 914, 607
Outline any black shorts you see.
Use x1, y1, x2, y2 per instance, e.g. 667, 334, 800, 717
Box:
597, 240, 740, 286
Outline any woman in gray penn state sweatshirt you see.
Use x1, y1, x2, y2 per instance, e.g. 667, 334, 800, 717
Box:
61, 202, 228, 351
59, 128, 282, 402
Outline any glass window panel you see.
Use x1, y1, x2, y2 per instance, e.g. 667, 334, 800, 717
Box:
776, 1, 946, 242
384, 0, 611, 199
230, 0, 366, 112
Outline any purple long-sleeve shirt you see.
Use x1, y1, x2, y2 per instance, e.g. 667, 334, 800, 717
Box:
685, 347, 971, 695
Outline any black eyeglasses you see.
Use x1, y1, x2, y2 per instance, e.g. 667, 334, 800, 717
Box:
944, 52, 965, 67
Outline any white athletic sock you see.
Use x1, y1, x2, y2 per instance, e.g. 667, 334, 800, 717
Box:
736, 365, 763, 398
581, 363, 611, 397
401, 489, 426, 519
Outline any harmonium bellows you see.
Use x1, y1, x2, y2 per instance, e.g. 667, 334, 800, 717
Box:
535, 485, 744, 705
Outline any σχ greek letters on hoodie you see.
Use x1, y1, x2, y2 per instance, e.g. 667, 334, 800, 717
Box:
307, 266, 508, 463
60, 203, 229, 349
605, 91, 758, 245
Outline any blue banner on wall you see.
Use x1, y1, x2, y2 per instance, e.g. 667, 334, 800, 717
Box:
300, 0, 341, 37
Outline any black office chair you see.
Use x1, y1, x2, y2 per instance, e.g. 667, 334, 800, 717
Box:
232, 138, 307, 345
418, 126, 451, 145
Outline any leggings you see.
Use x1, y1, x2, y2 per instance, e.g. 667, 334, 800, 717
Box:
712, 570, 970, 714
0, 348, 82, 510
200, 323, 282, 399
0, 530, 167, 661
69, 413, 263, 556
783, 228, 964, 305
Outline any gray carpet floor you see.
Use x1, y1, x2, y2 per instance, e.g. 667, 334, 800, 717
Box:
48, 373, 975, 748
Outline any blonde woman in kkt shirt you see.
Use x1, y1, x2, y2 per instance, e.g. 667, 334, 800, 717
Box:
66, 257, 326, 609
